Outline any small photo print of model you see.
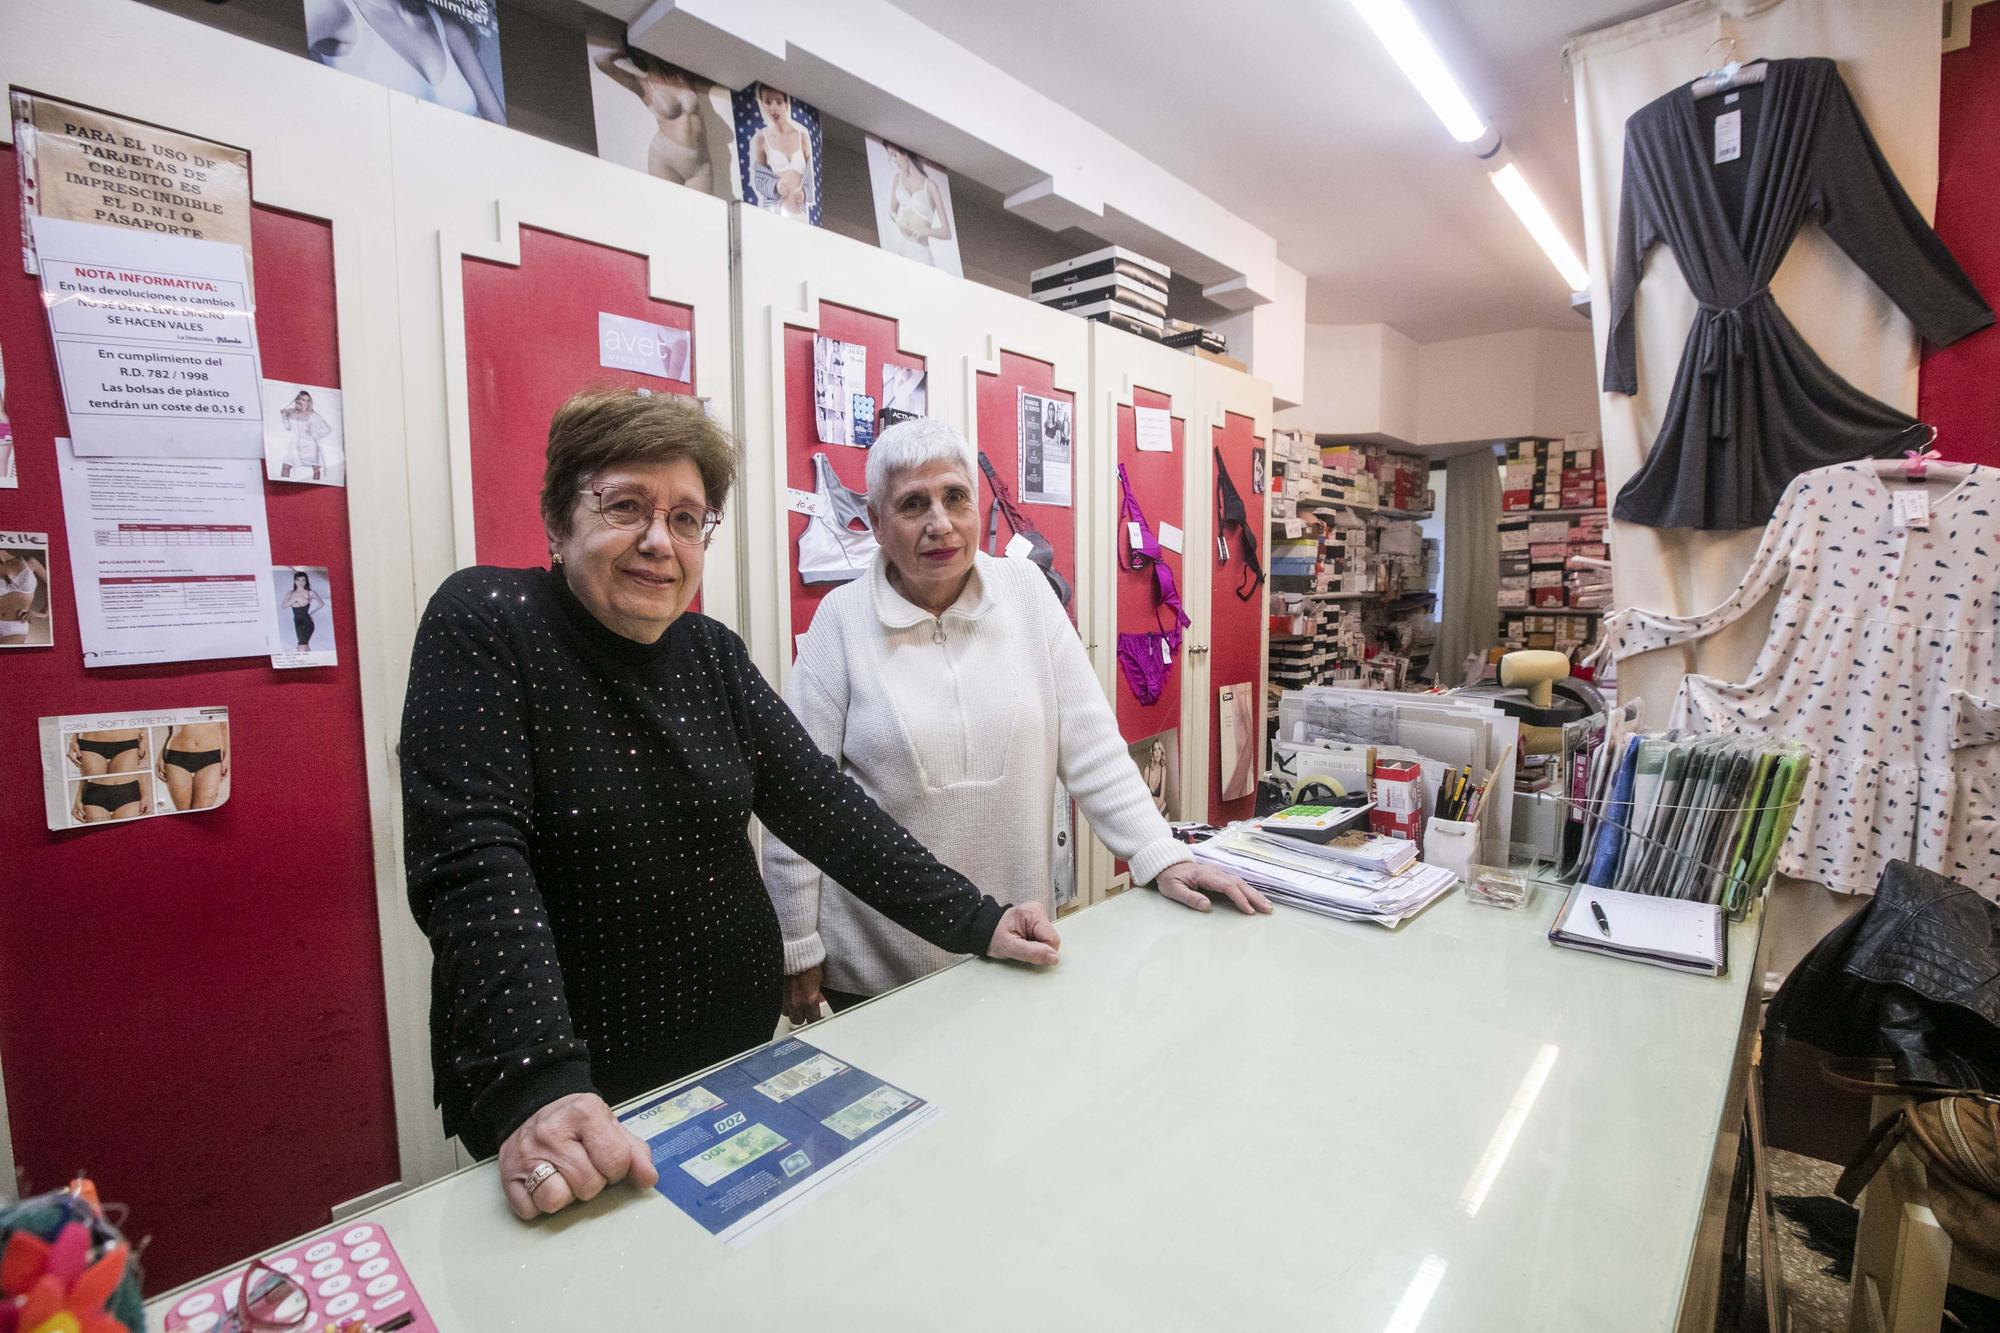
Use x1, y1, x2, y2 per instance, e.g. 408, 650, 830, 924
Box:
271, 565, 338, 669
41, 706, 232, 831
263, 381, 346, 486
864, 135, 962, 277
304, 0, 507, 124
0, 532, 53, 649
1127, 729, 1180, 824
732, 83, 823, 225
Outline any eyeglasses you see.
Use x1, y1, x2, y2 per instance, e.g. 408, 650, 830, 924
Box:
228, 1256, 312, 1330
583, 486, 722, 547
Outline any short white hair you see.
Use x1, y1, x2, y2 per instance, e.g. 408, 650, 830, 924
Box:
865, 417, 976, 505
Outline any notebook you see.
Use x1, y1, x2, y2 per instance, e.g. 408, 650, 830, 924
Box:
1548, 883, 1727, 976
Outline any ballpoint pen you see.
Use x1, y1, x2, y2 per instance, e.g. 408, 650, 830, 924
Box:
1590, 900, 1612, 937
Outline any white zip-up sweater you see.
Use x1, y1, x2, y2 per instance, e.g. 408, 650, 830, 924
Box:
765, 551, 1192, 994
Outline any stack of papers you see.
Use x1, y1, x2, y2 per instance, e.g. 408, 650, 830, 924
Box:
1194, 826, 1455, 928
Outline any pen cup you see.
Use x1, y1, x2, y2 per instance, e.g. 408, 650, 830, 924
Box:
1422, 817, 1480, 885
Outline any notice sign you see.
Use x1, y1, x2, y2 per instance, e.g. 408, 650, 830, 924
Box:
56, 437, 276, 666
33, 216, 264, 458
12, 92, 252, 275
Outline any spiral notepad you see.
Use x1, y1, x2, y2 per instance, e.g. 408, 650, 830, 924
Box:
1549, 883, 1727, 976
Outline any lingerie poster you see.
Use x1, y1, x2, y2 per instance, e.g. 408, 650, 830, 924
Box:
863, 135, 962, 277
11, 92, 252, 275
730, 83, 823, 225
304, 0, 507, 125
585, 22, 735, 199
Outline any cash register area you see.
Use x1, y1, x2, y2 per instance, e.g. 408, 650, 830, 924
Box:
4, 2, 2000, 1332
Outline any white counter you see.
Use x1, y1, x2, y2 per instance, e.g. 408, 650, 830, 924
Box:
150, 886, 1762, 1331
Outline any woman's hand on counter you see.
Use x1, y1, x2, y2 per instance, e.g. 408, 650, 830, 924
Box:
1153, 862, 1273, 916
499, 1092, 660, 1220
987, 902, 1062, 967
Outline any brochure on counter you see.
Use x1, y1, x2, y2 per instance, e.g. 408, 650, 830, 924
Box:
618, 1037, 937, 1244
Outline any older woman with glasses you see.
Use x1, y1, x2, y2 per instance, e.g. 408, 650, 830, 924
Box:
766, 418, 1270, 1022
400, 391, 1061, 1222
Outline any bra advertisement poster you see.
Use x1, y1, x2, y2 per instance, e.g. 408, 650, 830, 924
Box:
38, 705, 232, 831
304, 0, 507, 125
584, 22, 736, 201
864, 135, 962, 277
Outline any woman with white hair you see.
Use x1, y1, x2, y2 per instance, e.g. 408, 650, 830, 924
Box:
766, 418, 1270, 1018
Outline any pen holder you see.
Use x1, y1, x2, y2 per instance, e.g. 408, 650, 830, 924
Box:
1422, 816, 1481, 885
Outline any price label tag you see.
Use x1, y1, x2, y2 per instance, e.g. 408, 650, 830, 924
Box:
1127, 520, 1143, 550
1714, 109, 1742, 164
786, 487, 829, 519
1004, 533, 1033, 561
1891, 490, 1930, 529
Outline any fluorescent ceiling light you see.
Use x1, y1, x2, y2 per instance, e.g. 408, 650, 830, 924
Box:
1489, 163, 1590, 292
1349, 0, 1488, 142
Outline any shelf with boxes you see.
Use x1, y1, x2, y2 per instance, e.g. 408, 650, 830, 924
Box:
1266, 429, 1438, 696
1496, 435, 1610, 659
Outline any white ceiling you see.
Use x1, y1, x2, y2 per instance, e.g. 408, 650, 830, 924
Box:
884, 0, 1662, 343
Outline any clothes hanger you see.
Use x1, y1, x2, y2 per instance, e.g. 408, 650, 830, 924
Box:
1691, 35, 1769, 98
1870, 423, 1975, 482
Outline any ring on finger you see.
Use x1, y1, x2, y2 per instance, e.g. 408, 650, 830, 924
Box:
522, 1160, 562, 1194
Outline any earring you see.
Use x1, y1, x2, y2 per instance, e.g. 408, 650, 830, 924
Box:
551, 550, 564, 566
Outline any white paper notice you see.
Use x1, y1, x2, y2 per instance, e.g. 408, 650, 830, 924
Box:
1134, 405, 1174, 453
32, 216, 264, 458
599, 311, 690, 380
56, 437, 276, 666
1157, 522, 1184, 554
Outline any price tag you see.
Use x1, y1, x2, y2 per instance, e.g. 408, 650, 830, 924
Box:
1714, 109, 1742, 165
1127, 520, 1143, 550
1004, 533, 1033, 560
1161, 638, 1173, 666
1891, 490, 1930, 529
786, 487, 829, 519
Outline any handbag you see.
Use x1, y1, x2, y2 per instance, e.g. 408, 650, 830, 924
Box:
1835, 1086, 2000, 1269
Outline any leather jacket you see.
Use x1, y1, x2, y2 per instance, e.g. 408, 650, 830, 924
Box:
1765, 860, 2000, 1091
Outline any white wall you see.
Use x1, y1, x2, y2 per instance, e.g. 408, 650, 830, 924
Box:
1215, 261, 1307, 408
1275, 323, 1418, 440
1281, 320, 1596, 448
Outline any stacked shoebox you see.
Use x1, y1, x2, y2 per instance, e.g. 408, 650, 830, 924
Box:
1500, 435, 1607, 512
1161, 319, 1226, 356
1030, 246, 1171, 341
1319, 444, 1379, 507
1501, 612, 1600, 658
1375, 451, 1431, 514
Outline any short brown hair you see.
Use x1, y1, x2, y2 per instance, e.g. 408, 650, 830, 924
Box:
540, 389, 738, 540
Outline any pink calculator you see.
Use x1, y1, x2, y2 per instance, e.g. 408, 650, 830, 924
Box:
160, 1220, 436, 1332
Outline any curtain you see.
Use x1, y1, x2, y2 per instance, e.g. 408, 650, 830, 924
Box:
1433, 450, 1499, 686
1567, 0, 1943, 725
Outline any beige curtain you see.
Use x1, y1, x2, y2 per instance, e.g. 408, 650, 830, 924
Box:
1567, 0, 1943, 725
1433, 450, 1499, 686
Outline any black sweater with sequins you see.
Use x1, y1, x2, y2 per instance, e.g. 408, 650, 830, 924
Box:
400, 567, 1005, 1146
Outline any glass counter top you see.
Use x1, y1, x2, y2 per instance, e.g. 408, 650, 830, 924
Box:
150, 887, 1761, 1331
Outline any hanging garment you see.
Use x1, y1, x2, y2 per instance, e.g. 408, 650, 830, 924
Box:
1116, 463, 1190, 706
1604, 58, 1993, 531
798, 452, 878, 585
976, 451, 1072, 608
1592, 462, 2000, 900
1213, 447, 1264, 601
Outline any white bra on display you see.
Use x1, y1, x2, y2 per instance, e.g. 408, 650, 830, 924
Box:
766, 141, 808, 177
327, 0, 480, 118
798, 453, 878, 585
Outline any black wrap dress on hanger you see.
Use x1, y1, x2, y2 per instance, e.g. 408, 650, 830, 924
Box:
1604, 57, 1992, 531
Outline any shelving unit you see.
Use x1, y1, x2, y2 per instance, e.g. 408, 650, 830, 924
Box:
1266, 430, 1438, 695
1497, 436, 1609, 657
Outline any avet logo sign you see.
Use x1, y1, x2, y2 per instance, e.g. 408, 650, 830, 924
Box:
598, 311, 691, 381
